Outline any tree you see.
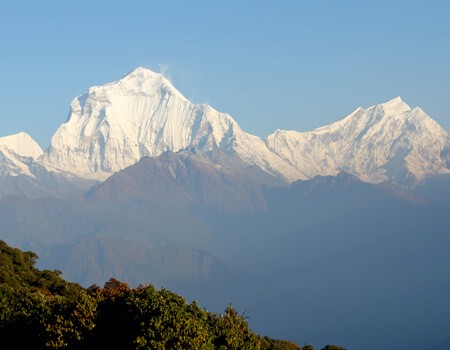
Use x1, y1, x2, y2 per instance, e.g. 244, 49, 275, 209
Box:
209, 304, 261, 350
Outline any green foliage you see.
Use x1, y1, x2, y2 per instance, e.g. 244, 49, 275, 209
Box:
0, 284, 49, 347
129, 287, 212, 349
208, 304, 261, 349
87, 283, 259, 349
303, 345, 315, 350
321, 346, 347, 350
0, 240, 82, 298
260, 336, 303, 349
44, 290, 97, 348
0, 283, 96, 348
0, 240, 343, 349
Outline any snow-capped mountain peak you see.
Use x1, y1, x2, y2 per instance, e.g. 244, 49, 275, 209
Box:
0, 132, 43, 159
41, 67, 275, 180
111, 66, 188, 102
266, 97, 449, 185
0, 132, 43, 178
376, 96, 411, 115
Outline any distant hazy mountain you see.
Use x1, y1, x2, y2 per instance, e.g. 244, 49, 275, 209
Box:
0, 155, 449, 350
212, 173, 450, 350
86, 149, 282, 213
412, 174, 450, 209
1, 166, 448, 350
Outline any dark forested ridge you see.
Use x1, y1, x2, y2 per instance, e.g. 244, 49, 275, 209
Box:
0, 240, 344, 350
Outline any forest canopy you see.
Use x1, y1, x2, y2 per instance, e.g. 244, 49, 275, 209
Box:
0, 240, 344, 350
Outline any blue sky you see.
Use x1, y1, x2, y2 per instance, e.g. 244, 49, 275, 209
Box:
1, 0, 449, 148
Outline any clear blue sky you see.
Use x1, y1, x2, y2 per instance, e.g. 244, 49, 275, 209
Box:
1, 0, 449, 148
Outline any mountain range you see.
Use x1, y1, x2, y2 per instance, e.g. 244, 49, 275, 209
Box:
1, 67, 449, 190
0, 67, 449, 350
